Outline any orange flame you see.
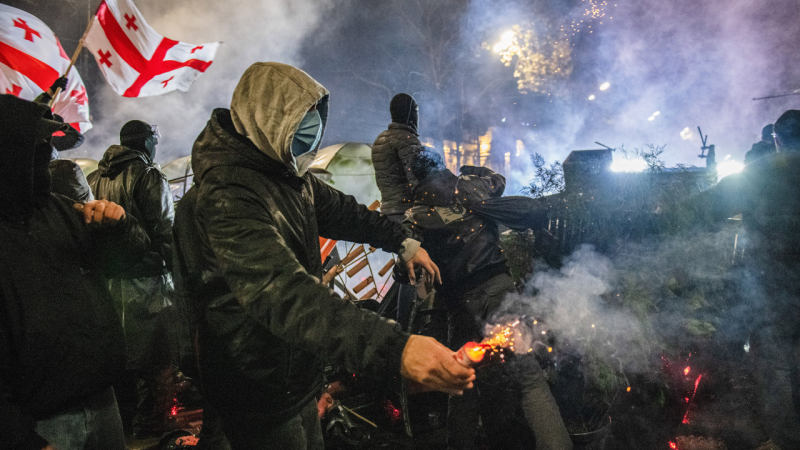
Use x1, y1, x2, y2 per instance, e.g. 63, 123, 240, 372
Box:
466, 344, 487, 362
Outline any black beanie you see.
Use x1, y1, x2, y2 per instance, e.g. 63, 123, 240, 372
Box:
390, 93, 418, 125
120, 119, 152, 144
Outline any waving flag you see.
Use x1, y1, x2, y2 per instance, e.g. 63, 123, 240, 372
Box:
0, 5, 92, 132
84, 0, 219, 98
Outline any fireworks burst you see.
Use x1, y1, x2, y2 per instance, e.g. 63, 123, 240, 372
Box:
484, 24, 572, 94
560, 0, 617, 46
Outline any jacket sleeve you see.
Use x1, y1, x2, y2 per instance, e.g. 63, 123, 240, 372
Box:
134, 168, 175, 271
0, 292, 50, 450
91, 214, 152, 278
196, 182, 410, 379
469, 196, 550, 231
398, 140, 424, 194
310, 174, 409, 254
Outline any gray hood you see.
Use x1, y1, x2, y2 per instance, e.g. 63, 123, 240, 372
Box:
230, 62, 329, 175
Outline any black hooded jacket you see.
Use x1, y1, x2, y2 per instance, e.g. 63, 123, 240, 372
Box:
177, 107, 411, 418
0, 96, 149, 450
372, 123, 424, 216
87, 145, 174, 278
401, 166, 549, 302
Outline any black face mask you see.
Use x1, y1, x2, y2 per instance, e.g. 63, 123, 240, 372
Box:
144, 136, 158, 162
408, 106, 419, 134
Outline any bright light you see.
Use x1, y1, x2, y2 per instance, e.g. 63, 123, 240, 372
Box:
588, 94, 596, 100
652, 111, 660, 116
680, 127, 693, 141
611, 158, 647, 172
494, 30, 515, 53
717, 159, 744, 179
648, 116, 655, 121
599, 82, 610, 91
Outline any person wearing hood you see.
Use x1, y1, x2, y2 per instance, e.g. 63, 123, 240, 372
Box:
0, 95, 150, 450
86, 119, 176, 438
744, 124, 777, 165
173, 62, 475, 450
396, 150, 572, 450
372, 93, 424, 329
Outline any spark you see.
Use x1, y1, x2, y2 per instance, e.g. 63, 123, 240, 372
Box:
669, 442, 677, 450
681, 374, 703, 424
599, 81, 610, 91
626, 386, 631, 392
684, 366, 690, 376
588, 94, 596, 100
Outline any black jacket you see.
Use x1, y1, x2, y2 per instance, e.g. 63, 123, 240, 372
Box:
87, 145, 174, 278
696, 151, 800, 263
372, 123, 424, 216
178, 108, 411, 418
0, 96, 149, 450
48, 159, 94, 203
401, 166, 549, 302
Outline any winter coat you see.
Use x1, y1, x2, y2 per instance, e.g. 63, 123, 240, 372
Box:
87, 145, 175, 278
372, 123, 424, 216
0, 95, 149, 450
400, 166, 549, 302
48, 159, 94, 203
697, 151, 800, 263
744, 139, 777, 164
180, 62, 411, 419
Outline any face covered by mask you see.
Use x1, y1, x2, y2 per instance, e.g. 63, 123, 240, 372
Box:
144, 135, 158, 162
291, 109, 322, 176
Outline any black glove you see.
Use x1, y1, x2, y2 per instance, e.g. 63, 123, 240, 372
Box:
49, 76, 68, 93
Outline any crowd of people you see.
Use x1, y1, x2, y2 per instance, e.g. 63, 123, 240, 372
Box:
1, 61, 798, 450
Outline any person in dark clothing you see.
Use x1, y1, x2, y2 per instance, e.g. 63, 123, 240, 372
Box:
30, 77, 94, 203
173, 62, 474, 450
87, 120, 177, 438
372, 93, 424, 328
0, 95, 149, 450
692, 110, 800, 450
744, 124, 777, 164
398, 150, 572, 450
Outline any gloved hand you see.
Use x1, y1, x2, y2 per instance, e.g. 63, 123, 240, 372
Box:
49, 76, 68, 92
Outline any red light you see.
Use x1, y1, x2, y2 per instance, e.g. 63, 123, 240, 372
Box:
684, 366, 690, 376
669, 441, 677, 449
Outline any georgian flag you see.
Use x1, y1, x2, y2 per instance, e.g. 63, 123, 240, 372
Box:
84, 0, 219, 98
0, 5, 92, 132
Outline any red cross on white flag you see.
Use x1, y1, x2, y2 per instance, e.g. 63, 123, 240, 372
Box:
84, 0, 219, 98
0, 5, 92, 132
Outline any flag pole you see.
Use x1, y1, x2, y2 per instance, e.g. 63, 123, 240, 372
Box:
48, 1, 103, 107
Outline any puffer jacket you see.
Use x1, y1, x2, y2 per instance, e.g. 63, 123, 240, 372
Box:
372, 123, 424, 216
87, 146, 174, 278
182, 63, 411, 419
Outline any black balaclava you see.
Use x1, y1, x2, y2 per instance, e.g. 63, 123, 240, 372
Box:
390, 93, 419, 134
0, 95, 70, 221
120, 119, 157, 162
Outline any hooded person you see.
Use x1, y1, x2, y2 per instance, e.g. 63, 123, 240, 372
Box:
173, 62, 474, 450
86, 119, 176, 439
395, 150, 572, 450
0, 95, 149, 450
744, 123, 777, 165
44, 113, 94, 203
686, 110, 800, 450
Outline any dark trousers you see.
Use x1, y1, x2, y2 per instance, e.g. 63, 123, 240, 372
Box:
748, 263, 800, 449
218, 398, 324, 450
35, 387, 126, 450
445, 273, 572, 450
